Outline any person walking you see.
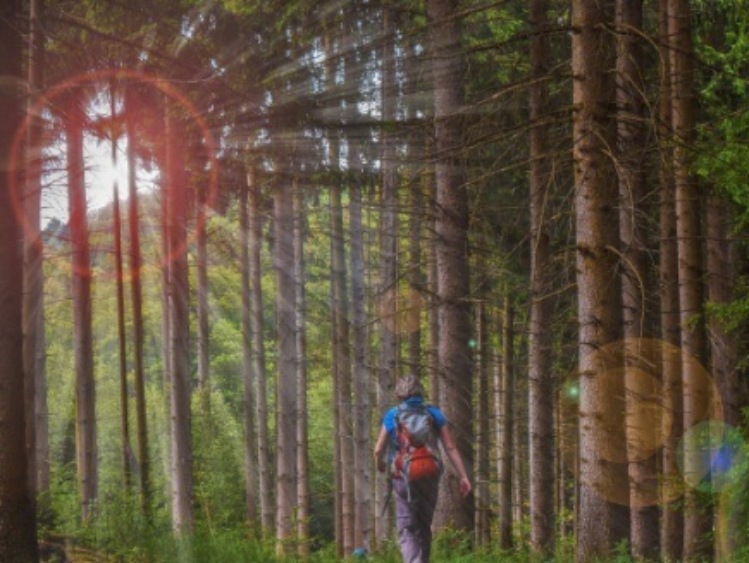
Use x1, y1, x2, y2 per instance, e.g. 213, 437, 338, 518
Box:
373, 374, 472, 563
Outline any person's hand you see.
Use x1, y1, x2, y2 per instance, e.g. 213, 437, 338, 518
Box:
458, 476, 472, 497
377, 458, 387, 473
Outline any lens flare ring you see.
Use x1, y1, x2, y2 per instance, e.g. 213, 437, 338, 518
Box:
10, 68, 219, 281
560, 338, 731, 508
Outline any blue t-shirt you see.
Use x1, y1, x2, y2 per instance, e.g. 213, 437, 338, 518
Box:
382, 396, 446, 444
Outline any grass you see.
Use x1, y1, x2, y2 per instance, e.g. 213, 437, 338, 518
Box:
44, 524, 586, 562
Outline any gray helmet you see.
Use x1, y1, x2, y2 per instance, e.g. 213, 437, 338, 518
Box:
395, 374, 424, 400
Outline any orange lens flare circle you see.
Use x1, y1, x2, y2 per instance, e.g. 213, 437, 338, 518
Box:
10, 68, 219, 281
378, 287, 424, 336
560, 338, 725, 508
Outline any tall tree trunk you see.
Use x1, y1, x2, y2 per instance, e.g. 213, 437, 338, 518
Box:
492, 314, 503, 523
373, 5, 400, 548
110, 85, 130, 494
556, 384, 575, 541
498, 299, 514, 549
331, 257, 343, 555
275, 178, 298, 555
0, 0, 38, 556
425, 163, 440, 400
512, 373, 526, 530
293, 178, 311, 556
240, 168, 258, 531
615, 1, 660, 558
402, 27, 428, 378
474, 302, 490, 546
339, 10, 372, 551
668, 0, 712, 558
248, 168, 272, 534
159, 107, 172, 458
657, 1, 683, 557
165, 112, 193, 538
350, 178, 371, 552
427, 0, 474, 532
375, 3, 399, 546
528, 0, 555, 555
67, 96, 97, 523
407, 154, 423, 379
330, 179, 355, 555
125, 86, 150, 515
113, 168, 131, 492
24, 0, 50, 503
572, 0, 630, 559
322, 28, 344, 554
196, 180, 210, 397
707, 195, 737, 560
704, 142, 739, 412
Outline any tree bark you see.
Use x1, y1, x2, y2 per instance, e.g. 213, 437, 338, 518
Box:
425, 161, 440, 401
321, 28, 345, 554
707, 194, 737, 560
158, 122, 173, 526
239, 168, 258, 531
572, 0, 630, 559
109, 84, 130, 495
705, 160, 739, 413
112, 164, 131, 492
196, 180, 210, 396
330, 178, 355, 555
499, 299, 514, 549
512, 372, 526, 529
657, 1, 683, 558
125, 85, 150, 515
66, 94, 97, 524
615, 1, 660, 558
275, 178, 298, 555
339, 10, 372, 551
375, 3, 399, 546
668, 0, 712, 558
528, 0, 555, 555
247, 168, 273, 534
350, 177, 371, 552
474, 302, 490, 546
165, 112, 194, 537
293, 178, 311, 556
407, 175, 423, 379
0, 0, 39, 556
23, 0, 50, 503
427, 0, 474, 532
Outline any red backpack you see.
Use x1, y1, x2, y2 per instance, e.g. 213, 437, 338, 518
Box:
391, 403, 442, 485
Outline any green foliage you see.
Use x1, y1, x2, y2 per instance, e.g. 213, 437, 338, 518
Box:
464, 4, 526, 88
695, 108, 749, 226
694, 0, 749, 217
46, 462, 79, 538
206, 316, 244, 408
77, 524, 277, 562
188, 527, 277, 562
192, 392, 247, 531
694, 0, 749, 107
693, 0, 749, 339
305, 377, 335, 546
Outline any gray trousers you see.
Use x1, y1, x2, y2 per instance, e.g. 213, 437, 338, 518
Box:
393, 477, 440, 563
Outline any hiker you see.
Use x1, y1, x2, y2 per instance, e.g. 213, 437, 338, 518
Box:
373, 374, 472, 563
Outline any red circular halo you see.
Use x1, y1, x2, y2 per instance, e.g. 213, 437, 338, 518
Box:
10, 68, 219, 282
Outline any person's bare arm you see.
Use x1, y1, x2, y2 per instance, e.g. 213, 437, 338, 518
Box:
373, 425, 388, 473
439, 425, 472, 496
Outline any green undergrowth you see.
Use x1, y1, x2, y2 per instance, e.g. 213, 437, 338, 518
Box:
38, 521, 592, 562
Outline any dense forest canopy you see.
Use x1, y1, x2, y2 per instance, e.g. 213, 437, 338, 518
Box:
1, 0, 749, 561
